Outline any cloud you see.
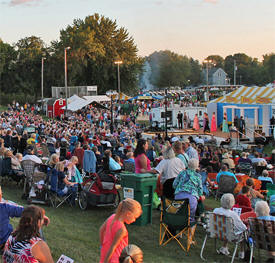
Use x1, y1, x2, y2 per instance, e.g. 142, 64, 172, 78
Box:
204, 0, 218, 3
9, 0, 41, 6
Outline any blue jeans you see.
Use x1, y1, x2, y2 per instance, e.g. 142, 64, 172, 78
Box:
175, 192, 197, 222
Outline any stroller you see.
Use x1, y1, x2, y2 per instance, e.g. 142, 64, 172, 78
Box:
21, 160, 49, 205
78, 170, 120, 210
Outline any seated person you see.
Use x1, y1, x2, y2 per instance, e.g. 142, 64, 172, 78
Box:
213, 193, 247, 259
255, 201, 275, 262
235, 186, 252, 211
246, 178, 264, 208
270, 195, 275, 216
221, 153, 235, 170
220, 137, 231, 147
103, 150, 121, 172
2, 205, 53, 263
123, 152, 135, 173
258, 169, 273, 184
0, 187, 49, 252
65, 156, 82, 183
238, 152, 252, 165
216, 165, 238, 184
0, 186, 24, 251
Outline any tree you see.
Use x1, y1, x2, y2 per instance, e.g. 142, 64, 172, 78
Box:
205, 55, 224, 68
53, 13, 143, 94
262, 53, 275, 83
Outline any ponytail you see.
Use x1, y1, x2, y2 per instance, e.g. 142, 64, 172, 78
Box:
119, 244, 143, 263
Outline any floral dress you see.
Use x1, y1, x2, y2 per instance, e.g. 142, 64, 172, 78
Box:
3, 236, 42, 263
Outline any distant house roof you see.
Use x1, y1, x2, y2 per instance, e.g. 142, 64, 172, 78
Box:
203, 67, 227, 76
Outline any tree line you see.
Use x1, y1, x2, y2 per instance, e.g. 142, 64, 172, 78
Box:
0, 13, 274, 104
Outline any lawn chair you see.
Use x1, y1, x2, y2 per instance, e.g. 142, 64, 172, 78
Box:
216, 174, 237, 200
21, 160, 36, 199
237, 162, 253, 176
159, 197, 196, 252
248, 218, 275, 263
47, 168, 76, 208
240, 211, 256, 227
200, 212, 245, 263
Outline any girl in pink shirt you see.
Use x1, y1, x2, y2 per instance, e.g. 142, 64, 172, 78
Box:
99, 199, 142, 263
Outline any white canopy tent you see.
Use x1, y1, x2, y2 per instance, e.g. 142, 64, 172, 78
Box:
83, 95, 111, 103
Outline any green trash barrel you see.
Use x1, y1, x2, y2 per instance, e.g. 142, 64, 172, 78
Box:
120, 173, 157, 226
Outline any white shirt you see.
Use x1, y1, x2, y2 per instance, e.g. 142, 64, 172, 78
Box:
22, 154, 42, 164
155, 157, 185, 184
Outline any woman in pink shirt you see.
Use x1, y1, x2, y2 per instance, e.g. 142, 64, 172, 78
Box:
99, 199, 142, 263
134, 139, 154, 174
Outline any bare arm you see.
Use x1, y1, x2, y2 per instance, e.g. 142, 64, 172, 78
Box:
103, 227, 127, 263
99, 219, 107, 246
31, 240, 54, 263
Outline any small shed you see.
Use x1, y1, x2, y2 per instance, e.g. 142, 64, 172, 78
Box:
47, 98, 66, 118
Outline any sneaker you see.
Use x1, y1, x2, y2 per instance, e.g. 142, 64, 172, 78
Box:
238, 251, 245, 259
217, 247, 230, 256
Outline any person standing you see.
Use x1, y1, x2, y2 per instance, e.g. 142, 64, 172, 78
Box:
177, 111, 183, 129
203, 113, 210, 133
210, 112, 217, 132
239, 116, 245, 138
193, 114, 200, 131
270, 116, 275, 136
222, 112, 229, 133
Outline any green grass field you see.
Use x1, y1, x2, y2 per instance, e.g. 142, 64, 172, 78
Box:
1, 182, 270, 263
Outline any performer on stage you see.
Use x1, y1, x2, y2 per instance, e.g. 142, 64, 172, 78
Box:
193, 114, 200, 131
222, 112, 229, 133
210, 112, 217, 132
203, 113, 210, 133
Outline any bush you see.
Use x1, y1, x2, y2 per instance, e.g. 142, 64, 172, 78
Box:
0, 92, 36, 105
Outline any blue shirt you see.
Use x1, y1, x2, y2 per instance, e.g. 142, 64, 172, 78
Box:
258, 216, 275, 221
216, 171, 239, 184
109, 157, 121, 171
0, 203, 24, 245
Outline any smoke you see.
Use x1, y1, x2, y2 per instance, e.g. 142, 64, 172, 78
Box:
140, 61, 155, 91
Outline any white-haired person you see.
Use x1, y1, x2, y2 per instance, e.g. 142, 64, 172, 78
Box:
255, 200, 275, 221
154, 146, 185, 199
173, 158, 205, 241
255, 201, 275, 262
213, 193, 247, 258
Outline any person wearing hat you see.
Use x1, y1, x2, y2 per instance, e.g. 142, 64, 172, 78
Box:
221, 153, 235, 170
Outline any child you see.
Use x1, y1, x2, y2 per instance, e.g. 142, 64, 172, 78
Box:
119, 244, 143, 263
235, 186, 252, 209
99, 199, 142, 263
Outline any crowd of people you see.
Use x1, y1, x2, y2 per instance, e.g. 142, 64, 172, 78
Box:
0, 102, 275, 262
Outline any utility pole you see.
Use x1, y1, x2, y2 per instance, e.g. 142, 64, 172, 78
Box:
41, 57, 46, 114
233, 60, 237, 86
165, 88, 168, 140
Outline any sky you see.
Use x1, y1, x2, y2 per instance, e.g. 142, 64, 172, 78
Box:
0, 0, 274, 62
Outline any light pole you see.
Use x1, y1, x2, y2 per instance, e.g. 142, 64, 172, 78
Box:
204, 59, 215, 101
114, 60, 123, 96
165, 88, 168, 140
64, 46, 71, 112
204, 59, 212, 101
41, 57, 46, 114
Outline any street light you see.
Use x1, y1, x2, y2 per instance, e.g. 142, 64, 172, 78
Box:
204, 59, 215, 101
41, 57, 46, 114
64, 46, 71, 112
114, 60, 123, 96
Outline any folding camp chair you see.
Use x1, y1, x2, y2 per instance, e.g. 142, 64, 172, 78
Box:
207, 172, 218, 197
248, 218, 275, 263
159, 197, 196, 252
21, 160, 36, 198
200, 212, 245, 263
47, 168, 76, 208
